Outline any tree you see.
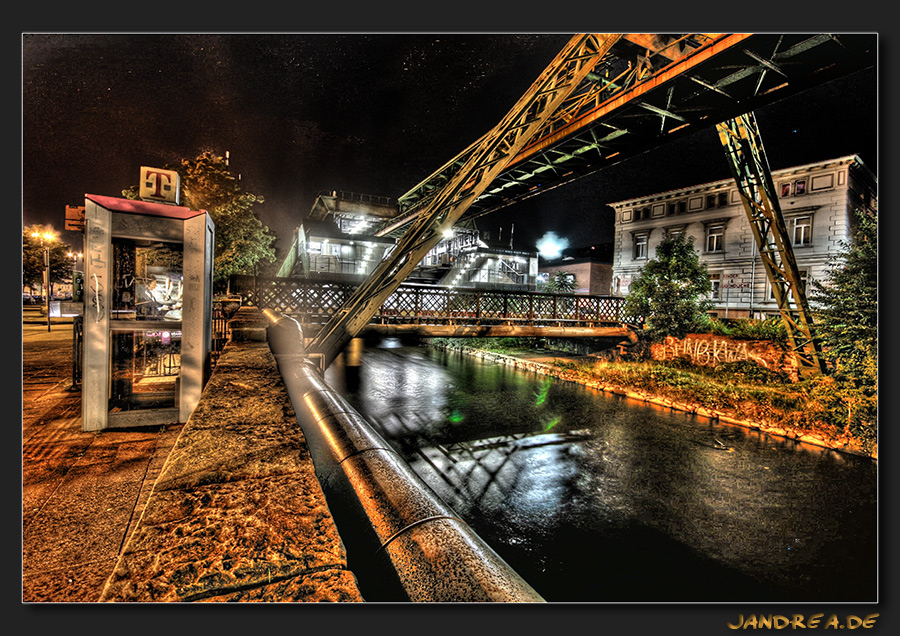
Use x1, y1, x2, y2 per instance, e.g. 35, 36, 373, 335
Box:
544, 270, 576, 293
806, 208, 877, 448
22, 225, 74, 294
123, 151, 276, 291
623, 234, 712, 340
809, 208, 877, 378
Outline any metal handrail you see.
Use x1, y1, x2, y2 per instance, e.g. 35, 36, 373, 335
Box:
262, 309, 544, 603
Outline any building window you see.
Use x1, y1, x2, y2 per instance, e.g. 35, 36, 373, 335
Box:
706, 192, 728, 209
769, 269, 808, 300
709, 273, 721, 300
665, 225, 686, 239
634, 233, 649, 260
792, 215, 813, 246
794, 179, 807, 195
705, 224, 724, 252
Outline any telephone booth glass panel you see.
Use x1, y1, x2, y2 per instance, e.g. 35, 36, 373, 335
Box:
109, 329, 182, 412
111, 238, 184, 321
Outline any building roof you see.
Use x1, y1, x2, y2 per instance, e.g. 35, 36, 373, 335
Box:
86, 194, 207, 219
301, 217, 395, 245
607, 154, 866, 209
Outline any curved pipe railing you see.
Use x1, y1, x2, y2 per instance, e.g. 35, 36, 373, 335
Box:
262, 308, 544, 603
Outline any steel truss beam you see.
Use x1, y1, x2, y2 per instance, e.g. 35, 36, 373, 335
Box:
716, 112, 827, 374
310, 33, 623, 365
374, 33, 873, 235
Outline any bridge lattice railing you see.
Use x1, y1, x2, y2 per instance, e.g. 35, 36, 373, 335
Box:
232, 275, 632, 327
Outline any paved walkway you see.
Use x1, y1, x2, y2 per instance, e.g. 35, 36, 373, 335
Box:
21, 318, 184, 603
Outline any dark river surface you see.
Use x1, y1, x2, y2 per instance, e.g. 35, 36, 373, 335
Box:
326, 339, 878, 603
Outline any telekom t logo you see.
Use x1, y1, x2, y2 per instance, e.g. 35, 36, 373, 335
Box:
139, 166, 181, 204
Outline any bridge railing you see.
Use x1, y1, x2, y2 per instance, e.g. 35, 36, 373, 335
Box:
231, 275, 631, 327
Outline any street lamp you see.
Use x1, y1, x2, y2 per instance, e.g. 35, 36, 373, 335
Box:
31, 230, 56, 332
67, 251, 82, 287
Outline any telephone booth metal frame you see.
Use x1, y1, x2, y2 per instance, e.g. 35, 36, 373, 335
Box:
81, 194, 214, 432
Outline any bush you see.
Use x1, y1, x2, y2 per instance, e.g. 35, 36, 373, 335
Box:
699, 315, 787, 344
714, 359, 791, 385
805, 374, 877, 450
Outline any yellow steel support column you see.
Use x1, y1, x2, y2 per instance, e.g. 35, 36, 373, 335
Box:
311, 33, 622, 366
716, 112, 826, 374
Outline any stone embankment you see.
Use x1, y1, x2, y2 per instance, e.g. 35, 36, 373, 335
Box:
438, 344, 876, 461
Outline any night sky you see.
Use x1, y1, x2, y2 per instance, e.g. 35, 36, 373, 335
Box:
22, 33, 877, 258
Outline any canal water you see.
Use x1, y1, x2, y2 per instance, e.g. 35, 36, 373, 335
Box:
327, 339, 878, 603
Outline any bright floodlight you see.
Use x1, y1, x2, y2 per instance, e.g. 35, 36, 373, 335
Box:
536, 231, 569, 259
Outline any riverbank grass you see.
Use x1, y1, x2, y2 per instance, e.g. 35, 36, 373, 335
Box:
428, 337, 876, 459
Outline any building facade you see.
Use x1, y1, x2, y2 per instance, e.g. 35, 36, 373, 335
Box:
609, 155, 876, 319
538, 244, 614, 295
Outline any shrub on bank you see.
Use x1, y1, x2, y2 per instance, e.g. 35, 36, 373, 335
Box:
552, 356, 872, 455
701, 315, 788, 345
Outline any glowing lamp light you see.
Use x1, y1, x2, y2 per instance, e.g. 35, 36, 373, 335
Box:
536, 231, 569, 259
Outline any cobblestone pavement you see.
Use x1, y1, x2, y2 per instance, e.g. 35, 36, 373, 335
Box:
21, 317, 183, 603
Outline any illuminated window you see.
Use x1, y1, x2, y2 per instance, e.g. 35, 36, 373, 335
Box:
666, 225, 686, 239
769, 269, 808, 300
109, 329, 181, 412
111, 238, 183, 322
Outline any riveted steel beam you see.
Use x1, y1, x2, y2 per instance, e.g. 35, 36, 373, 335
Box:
311, 34, 622, 365
716, 112, 826, 374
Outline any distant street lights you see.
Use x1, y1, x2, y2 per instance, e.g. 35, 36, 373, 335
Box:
31, 230, 56, 332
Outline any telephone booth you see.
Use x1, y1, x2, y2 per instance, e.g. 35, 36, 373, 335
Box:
81, 194, 214, 431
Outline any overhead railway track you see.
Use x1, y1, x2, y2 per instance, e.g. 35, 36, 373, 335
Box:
379, 33, 875, 237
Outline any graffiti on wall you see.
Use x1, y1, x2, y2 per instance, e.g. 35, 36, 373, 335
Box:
652, 335, 780, 369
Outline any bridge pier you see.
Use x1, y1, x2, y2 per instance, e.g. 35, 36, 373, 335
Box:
343, 337, 365, 391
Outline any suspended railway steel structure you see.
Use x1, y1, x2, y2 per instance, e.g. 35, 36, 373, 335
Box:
303, 33, 875, 368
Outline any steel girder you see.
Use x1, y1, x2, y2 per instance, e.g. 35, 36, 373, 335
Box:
310, 33, 623, 365
379, 33, 875, 236
716, 112, 826, 374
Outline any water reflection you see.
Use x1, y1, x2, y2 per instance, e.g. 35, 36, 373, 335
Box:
329, 340, 877, 603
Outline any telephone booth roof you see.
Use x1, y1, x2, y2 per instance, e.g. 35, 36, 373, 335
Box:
86, 194, 208, 220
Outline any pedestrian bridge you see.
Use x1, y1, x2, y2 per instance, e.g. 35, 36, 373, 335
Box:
231, 275, 638, 342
